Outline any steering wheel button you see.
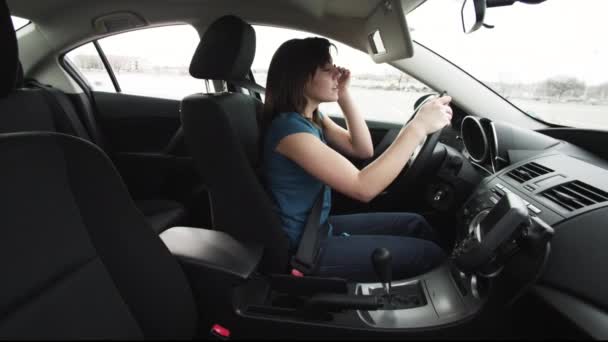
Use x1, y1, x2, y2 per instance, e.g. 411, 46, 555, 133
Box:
528, 204, 541, 214
495, 183, 504, 189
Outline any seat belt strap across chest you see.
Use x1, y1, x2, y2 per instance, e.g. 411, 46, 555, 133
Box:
291, 187, 329, 275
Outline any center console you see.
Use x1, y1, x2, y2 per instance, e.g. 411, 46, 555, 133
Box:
352, 187, 553, 330
356, 264, 484, 329
159, 181, 554, 337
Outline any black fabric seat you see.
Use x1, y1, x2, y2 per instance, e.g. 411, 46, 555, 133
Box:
0, 8, 186, 234
0, 2, 198, 337
181, 15, 290, 274
0, 132, 199, 339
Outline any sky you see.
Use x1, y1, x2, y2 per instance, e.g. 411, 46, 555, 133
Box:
407, 0, 608, 85
66, 0, 608, 86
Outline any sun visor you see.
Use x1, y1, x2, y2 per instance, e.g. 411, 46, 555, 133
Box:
364, 0, 414, 63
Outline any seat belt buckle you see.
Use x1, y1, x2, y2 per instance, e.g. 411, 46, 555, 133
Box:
291, 268, 304, 277
290, 255, 316, 276
210, 324, 231, 340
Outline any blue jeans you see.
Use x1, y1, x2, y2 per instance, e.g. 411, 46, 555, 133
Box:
315, 212, 446, 282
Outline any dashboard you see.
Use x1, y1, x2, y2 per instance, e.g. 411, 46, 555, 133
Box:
458, 115, 608, 224
453, 115, 608, 338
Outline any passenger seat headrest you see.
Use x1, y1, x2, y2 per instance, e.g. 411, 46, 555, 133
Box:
0, 0, 18, 97
189, 15, 255, 82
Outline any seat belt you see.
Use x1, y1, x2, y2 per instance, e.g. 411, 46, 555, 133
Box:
291, 187, 330, 275
25, 79, 91, 141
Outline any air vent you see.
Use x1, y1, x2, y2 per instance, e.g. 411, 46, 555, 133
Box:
541, 180, 608, 211
507, 162, 553, 183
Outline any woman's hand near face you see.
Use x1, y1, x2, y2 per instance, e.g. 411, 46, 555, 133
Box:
326, 65, 374, 159
411, 95, 453, 135
335, 65, 351, 96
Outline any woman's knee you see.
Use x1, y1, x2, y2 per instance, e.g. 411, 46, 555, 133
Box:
408, 213, 431, 228
393, 240, 446, 279
401, 213, 438, 240
425, 241, 446, 267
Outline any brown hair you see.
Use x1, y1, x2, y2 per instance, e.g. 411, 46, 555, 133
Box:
260, 37, 335, 134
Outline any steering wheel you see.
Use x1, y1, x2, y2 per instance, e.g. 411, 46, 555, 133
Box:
400, 93, 446, 182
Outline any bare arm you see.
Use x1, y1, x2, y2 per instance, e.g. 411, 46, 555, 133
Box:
323, 90, 374, 159
322, 67, 373, 159
277, 123, 424, 202
276, 96, 453, 203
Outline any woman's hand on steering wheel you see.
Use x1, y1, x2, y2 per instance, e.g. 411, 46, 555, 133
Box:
411, 95, 453, 135
399, 94, 453, 182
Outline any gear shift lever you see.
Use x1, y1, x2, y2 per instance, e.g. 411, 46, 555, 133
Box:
372, 248, 392, 295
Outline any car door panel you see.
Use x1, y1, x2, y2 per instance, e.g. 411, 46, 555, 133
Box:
94, 92, 181, 152
93, 91, 210, 226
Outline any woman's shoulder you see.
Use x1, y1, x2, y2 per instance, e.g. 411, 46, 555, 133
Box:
266, 112, 319, 149
269, 112, 316, 134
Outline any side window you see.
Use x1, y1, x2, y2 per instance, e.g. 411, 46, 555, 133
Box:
66, 25, 204, 99
252, 26, 432, 124
11, 16, 30, 30
66, 43, 115, 92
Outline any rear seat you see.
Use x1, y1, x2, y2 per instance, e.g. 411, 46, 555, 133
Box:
0, 59, 187, 233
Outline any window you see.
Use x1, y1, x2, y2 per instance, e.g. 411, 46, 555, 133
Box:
66, 25, 204, 100
252, 25, 432, 124
98, 25, 201, 99
66, 43, 115, 92
408, 0, 608, 130
11, 16, 29, 30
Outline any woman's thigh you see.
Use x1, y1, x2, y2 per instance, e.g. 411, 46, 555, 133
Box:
329, 212, 439, 243
316, 234, 446, 282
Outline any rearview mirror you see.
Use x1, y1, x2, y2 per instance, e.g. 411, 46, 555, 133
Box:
461, 0, 486, 34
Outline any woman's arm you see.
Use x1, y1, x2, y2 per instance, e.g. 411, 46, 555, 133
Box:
322, 67, 374, 159
277, 96, 453, 203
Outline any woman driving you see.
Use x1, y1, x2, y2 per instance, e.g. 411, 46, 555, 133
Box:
260, 37, 453, 281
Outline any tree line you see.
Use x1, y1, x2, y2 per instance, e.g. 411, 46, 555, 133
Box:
490, 77, 608, 103
72, 54, 188, 74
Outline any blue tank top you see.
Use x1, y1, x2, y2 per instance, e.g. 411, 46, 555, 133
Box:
263, 112, 332, 250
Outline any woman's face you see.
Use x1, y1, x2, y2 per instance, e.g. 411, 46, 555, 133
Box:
304, 62, 341, 104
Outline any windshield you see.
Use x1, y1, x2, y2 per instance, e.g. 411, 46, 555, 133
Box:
408, 0, 608, 131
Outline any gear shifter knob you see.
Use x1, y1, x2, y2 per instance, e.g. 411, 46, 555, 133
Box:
372, 248, 392, 295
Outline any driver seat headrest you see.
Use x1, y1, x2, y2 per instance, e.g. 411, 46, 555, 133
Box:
189, 15, 256, 82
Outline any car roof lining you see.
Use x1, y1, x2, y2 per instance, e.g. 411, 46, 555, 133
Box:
9, 0, 426, 54
8, 0, 383, 22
